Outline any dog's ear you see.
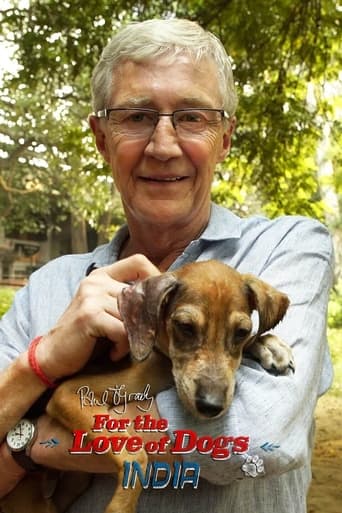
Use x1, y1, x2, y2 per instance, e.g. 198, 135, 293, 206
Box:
118, 274, 179, 361
242, 274, 289, 334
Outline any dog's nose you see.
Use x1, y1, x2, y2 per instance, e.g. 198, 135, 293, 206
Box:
195, 397, 224, 418
195, 382, 226, 418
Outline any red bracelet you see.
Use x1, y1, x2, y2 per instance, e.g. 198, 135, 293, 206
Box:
28, 336, 57, 389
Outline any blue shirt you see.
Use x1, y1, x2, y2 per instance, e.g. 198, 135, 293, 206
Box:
0, 204, 334, 513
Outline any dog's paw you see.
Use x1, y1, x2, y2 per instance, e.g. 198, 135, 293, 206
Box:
247, 334, 295, 375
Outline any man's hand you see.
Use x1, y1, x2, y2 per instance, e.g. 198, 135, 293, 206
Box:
36, 254, 160, 381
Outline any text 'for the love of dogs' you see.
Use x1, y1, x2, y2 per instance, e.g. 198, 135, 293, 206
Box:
68, 413, 250, 488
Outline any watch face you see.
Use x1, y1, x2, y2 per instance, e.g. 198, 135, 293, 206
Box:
6, 419, 35, 452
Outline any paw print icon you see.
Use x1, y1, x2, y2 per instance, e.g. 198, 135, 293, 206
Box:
241, 454, 264, 477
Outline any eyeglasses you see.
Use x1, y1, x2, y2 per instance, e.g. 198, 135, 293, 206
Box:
94, 107, 229, 139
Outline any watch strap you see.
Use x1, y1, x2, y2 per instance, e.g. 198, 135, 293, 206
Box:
12, 449, 41, 472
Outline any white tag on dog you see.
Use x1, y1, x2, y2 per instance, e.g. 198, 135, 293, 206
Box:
251, 310, 260, 336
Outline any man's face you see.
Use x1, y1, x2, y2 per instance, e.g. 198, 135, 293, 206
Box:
90, 55, 234, 229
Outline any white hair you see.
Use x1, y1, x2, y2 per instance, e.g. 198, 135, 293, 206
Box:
91, 18, 238, 115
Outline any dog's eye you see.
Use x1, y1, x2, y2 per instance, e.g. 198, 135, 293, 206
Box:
173, 319, 196, 338
234, 327, 251, 342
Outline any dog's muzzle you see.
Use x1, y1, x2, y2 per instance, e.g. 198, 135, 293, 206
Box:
195, 381, 228, 418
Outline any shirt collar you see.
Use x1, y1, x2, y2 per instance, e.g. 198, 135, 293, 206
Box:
199, 203, 242, 241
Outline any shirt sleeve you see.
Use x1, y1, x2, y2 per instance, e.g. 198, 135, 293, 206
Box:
0, 252, 88, 373
156, 218, 334, 485
0, 284, 31, 371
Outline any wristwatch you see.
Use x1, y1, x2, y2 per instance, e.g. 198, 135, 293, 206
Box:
6, 418, 40, 472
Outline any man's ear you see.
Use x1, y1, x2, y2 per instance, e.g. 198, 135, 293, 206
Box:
242, 274, 289, 335
88, 114, 110, 164
118, 274, 179, 361
217, 116, 236, 162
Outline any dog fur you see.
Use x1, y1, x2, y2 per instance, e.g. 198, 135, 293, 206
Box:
1, 260, 294, 513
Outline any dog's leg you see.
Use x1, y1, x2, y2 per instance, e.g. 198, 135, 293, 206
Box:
46, 390, 146, 513
45, 352, 173, 513
246, 334, 295, 374
1, 340, 172, 513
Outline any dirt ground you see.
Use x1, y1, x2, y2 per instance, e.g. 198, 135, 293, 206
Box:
307, 394, 342, 513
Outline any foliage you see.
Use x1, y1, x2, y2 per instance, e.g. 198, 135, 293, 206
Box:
327, 328, 342, 395
0, 0, 341, 241
328, 279, 342, 329
0, 66, 120, 235
0, 287, 15, 318
327, 278, 342, 396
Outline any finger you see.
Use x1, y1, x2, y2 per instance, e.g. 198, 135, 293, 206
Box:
109, 340, 130, 361
103, 254, 160, 282
97, 314, 128, 346
76, 275, 125, 317
97, 317, 129, 361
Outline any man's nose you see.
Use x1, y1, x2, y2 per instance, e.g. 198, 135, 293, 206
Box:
144, 117, 183, 161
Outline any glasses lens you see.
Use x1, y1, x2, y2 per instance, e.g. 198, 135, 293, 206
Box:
106, 108, 223, 139
108, 109, 158, 137
174, 109, 222, 134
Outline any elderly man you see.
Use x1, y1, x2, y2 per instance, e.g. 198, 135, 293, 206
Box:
0, 18, 334, 513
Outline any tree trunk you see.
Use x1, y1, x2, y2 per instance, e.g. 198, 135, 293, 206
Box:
71, 214, 88, 253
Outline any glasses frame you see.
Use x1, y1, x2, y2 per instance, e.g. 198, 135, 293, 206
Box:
94, 107, 230, 132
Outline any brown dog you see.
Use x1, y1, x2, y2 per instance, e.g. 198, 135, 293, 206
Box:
1, 260, 294, 513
